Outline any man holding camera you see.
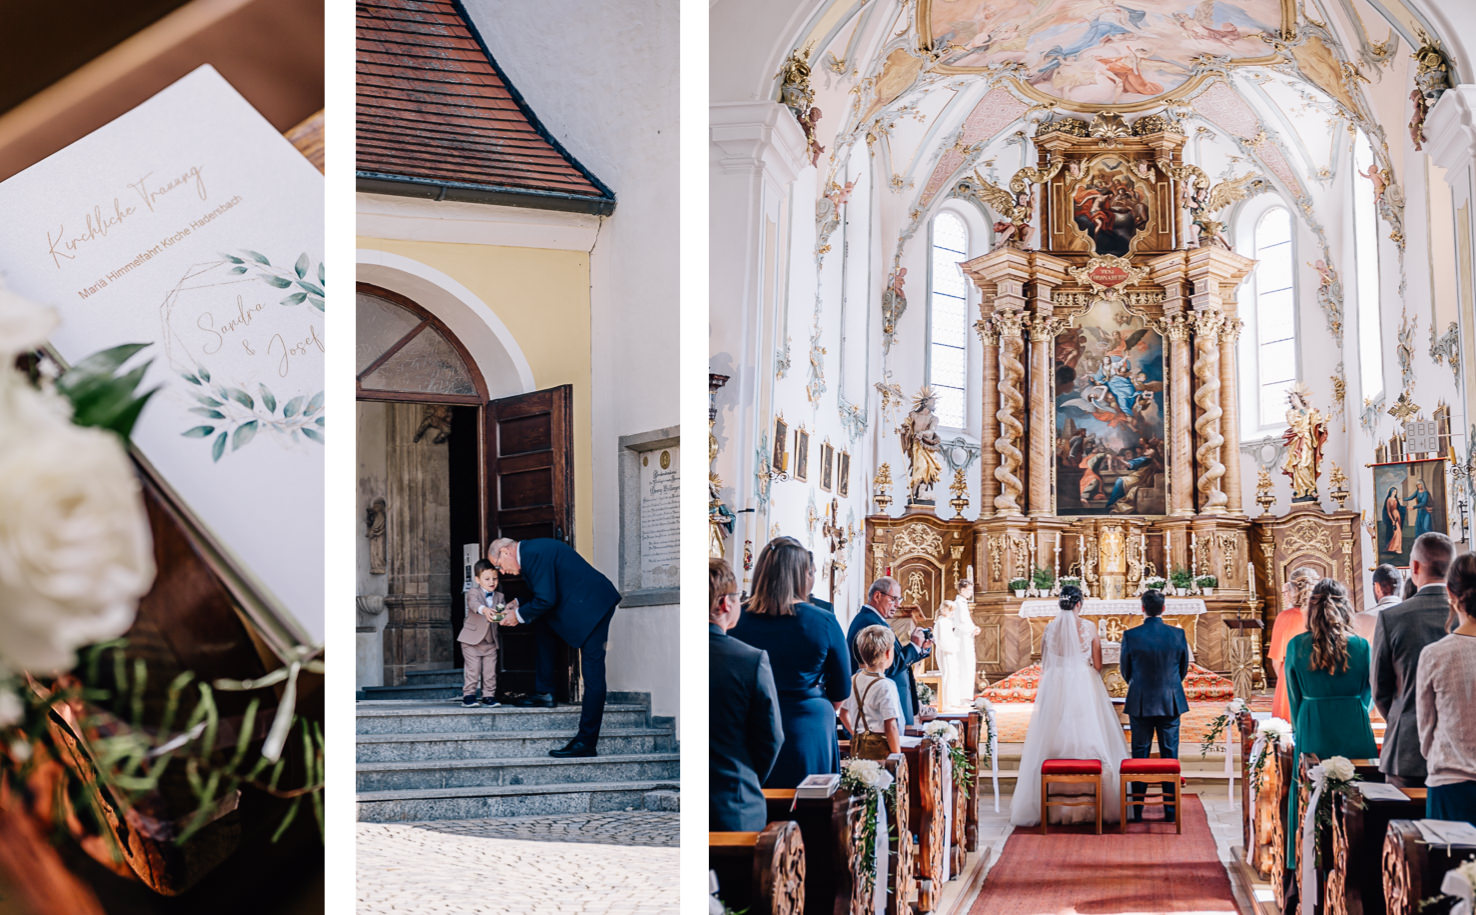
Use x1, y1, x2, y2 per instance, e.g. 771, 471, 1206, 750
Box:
847, 576, 933, 725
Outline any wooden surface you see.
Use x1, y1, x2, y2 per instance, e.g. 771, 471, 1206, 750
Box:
764, 789, 866, 915
709, 822, 807, 915
1328, 786, 1423, 915
1382, 819, 1476, 915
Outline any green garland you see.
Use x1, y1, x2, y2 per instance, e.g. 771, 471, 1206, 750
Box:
840, 768, 897, 902
1200, 713, 1231, 758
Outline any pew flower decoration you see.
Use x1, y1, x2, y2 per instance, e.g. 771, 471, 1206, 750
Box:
917, 682, 935, 707
840, 758, 895, 901
1307, 756, 1361, 868
1248, 717, 1292, 785
1440, 857, 1476, 915
1200, 697, 1250, 757
974, 696, 997, 768
924, 720, 974, 798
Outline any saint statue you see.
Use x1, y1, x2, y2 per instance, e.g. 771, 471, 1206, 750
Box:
366, 497, 387, 574
1280, 386, 1328, 502
934, 578, 980, 710
898, 387, 943, 503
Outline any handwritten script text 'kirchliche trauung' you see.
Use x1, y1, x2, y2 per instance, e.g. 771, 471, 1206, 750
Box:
45, 165, 208, 270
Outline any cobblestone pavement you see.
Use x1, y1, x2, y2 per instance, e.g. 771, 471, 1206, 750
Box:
357, 813, 679, 914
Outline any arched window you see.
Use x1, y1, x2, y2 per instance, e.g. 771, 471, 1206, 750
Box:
1250, 207, 1297, 427
1353, 132, 1384, 401
357, 285, 487, 402
928, 210, 970, 428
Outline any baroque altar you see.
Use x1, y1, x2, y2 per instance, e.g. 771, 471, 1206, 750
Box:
867, 112, 1314, 686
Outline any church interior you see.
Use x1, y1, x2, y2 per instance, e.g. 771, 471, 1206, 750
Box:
709, 0, 1476, 911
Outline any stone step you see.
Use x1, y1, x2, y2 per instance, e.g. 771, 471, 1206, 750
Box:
403, 668, 462, 687
356, 752, 680, 792
356, 701, 650, 735
358, 684, 465, 701
356, 728, 676, 763
356, 780, 681, 823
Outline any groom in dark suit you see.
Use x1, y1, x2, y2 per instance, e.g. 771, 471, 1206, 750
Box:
1121, 588, 1190, 821
491, 537, 621, 758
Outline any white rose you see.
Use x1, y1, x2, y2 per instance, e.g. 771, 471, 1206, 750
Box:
1323, 756, 1356, 782
0, 284, 58, 360
1258, 717, 1292, 743
1228, 698, 1248, 716
0, 384, 154, 674
0, 689, 21, 728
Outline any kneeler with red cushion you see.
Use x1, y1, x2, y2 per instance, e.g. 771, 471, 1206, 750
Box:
1040, 759, 1103, 835
1120, 758, 1182, 834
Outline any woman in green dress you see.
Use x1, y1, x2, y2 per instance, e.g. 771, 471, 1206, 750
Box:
1284, 579, 1379, 870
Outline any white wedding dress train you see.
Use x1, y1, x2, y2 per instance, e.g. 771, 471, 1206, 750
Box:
1008, 609, 1127, 826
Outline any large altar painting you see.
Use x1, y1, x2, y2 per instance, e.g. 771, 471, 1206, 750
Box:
1055, 303, 1166, 515
921, 0, 1287, 110
1071, 156, 1153, 256
1372, 458, 1448, 568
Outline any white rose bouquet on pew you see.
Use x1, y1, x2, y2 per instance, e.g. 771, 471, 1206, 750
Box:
1441, 858, 1476, 915
1306, 756, 1361, 868
973, 697, 996, 768
840, 758, 895, 901
1248, 717, 1292, 785
923, 720, 974, 798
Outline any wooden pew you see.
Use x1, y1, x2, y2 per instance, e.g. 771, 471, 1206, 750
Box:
1293, 757, 1383, 915
709, 821, 807, 915
837, 744, 914, 915
1269, 741, 1296, 907
1235, 709, 1258, 854
900, 738, 946, 914
927, 710, 984, 852
1381, 820, 1476, 915
1327, 785, 1424, 915
763, 788, 867, 915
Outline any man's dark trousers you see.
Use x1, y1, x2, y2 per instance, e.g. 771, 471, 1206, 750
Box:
534, 609, 615, 746
1128, 715, 1180, 820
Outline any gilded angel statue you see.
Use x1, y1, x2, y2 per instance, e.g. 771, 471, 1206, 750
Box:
956, 159, 1064, 250
1280, 385, 1328, 503
1157, 161, 1265, 249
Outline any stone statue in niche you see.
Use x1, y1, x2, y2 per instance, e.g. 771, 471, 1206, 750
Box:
1280, 386, 1328, 503
366, 497, 387, 575
898, 387, 944, 504
413, 404, 454, 444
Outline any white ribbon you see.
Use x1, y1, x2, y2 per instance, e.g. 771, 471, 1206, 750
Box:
1442, 866, 1474, 915
1300, 768, 1327, 907
873, 799, 889, 915
941, 755, 953, 883
1245, 733, 1268, 867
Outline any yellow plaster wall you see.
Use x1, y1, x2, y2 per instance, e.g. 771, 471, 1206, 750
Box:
357, 236, 595, 558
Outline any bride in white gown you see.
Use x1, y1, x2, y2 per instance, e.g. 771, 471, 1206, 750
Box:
1009, 585, 1127, 826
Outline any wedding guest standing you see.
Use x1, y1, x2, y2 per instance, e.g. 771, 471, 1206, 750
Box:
730, 537, 851, 788
848, 577, 932, 725
490, 537, 621, 758
1269, 567, 1320, 721
1374, 532, 1456, 788
1415, 551, 1476, 825
709, 558, 783, 831
1283, 579, 1378, 869
1354, 564, 1402, 643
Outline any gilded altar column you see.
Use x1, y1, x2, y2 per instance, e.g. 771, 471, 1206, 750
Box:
977, 317, 1001, 516
1219, 317, 1244, 513
1161, 313, 1195, 516
1027, 315, 1061, 515
994, 309, 1027, 517
1192, 311, 1229, 514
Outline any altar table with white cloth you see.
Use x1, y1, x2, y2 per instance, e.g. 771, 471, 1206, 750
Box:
1016, 598, 1207, 654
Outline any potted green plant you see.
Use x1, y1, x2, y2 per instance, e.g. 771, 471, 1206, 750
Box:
1059, 575, 1082, 591
1032, 566, 1055, 595
1143, 576, 1166, 592
1196, 574, 1218, 596
1170, 568, 1194, 595
1008, 577, 1029, 598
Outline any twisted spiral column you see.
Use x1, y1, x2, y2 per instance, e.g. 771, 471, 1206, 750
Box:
1219, 318, 1245, 512
1193, 312, 1228, 513
1027, 316, 1064, 515
993, 311, 1026, 516
976, 318, 1001, 517
1159, 314, 1195, 515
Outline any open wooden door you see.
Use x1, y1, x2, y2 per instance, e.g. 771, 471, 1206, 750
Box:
484, 385, 577, 698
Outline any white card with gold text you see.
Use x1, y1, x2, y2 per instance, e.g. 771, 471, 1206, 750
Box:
0, 66, 324, 646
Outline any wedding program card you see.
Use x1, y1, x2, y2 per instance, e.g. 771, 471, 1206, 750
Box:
0, 66, 324, 648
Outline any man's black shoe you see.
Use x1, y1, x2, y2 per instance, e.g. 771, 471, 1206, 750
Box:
549, 741, 596, 758
514, 693, 556, 708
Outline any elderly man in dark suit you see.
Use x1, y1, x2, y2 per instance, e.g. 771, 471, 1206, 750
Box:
1373, 531, 1456, 788
491, 536, 621, 758
710, 559, 783, 831
847, 577, 932, 725
1121, 588, 1191, 821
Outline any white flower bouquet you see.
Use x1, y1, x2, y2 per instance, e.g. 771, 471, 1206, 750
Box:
1442, 858, 1476, 915
840, 758, 895, 900
922, 720, 958, 744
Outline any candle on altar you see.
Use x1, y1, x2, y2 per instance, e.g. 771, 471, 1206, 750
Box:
1140, 531, 1147, 569
1078, 534, 1084, 569
1248, 561, 1256, 599
1190, 532, 1198, 579
1054, 535, 1062, 579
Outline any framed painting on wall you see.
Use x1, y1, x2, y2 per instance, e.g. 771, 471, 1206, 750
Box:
1371, 457, 1447, 568
794, 427, 810, 482
773, 416, 788, 476
820, 441, 834, 492
837, 450, 850, 497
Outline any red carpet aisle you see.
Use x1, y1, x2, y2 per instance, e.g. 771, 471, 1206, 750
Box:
967, 797, 1238, 914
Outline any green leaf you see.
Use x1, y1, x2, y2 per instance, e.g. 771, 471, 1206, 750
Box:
183, 426, 215, 438
314, 416, 325, 426
302, 427, 324, 444
259, 385, 277, 413
318, 261, 325, 285
212, 431, 228, 462
190, 407, 226, 420
228, 388, 255, 410
195, 394, 223, 408
245, 250, 270, 265
182, 373, 201, 385
264, 275, 293, 289
224, 254, 244, 264
230, 698, 261, 769
230, 265, 248, 274
271, 797, 303, 843
232, 420, 259, 451
283, 395, 305, 418
281, 291, 307, 306
310, 297, 324, 312
296, 280, 325, 297
60, 343, 150, 384
198, 364, 211, 383
306, 391, 324, 414
294, 253, 309, 279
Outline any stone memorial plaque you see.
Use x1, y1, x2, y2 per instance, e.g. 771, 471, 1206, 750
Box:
639, 445, 680, 588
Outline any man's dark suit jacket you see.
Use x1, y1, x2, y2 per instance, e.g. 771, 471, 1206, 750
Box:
847, 605, 926, 725
1373, 583, 1451, 780
516, 539, 622, 647
709, 624, 783, 831
1120, 616, 1190, 718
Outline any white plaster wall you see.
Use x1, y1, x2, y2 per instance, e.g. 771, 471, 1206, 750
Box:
460, 0, 681, 722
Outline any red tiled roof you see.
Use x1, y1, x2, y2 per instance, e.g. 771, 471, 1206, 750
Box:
356, 0, 614, 213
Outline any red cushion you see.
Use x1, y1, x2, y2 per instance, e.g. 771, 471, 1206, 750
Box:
1120, 758, 1182, 775
1041, 758, 1102, 775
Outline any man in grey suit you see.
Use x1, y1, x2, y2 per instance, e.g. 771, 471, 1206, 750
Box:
1373, 532, 1455, 788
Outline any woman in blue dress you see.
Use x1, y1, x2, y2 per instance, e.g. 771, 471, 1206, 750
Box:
730, 536, 852, 788
1403, 479, 1434, 538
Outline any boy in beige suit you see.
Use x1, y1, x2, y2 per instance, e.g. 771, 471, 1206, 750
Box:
460, 560, 514, 708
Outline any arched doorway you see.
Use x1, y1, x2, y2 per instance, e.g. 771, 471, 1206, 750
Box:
356, 283, 576, 696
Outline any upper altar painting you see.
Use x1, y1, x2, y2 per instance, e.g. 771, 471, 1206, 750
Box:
921, 0, 1292, 111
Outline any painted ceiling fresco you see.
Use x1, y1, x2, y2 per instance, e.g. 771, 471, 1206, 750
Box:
922, 0, 1292, 109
